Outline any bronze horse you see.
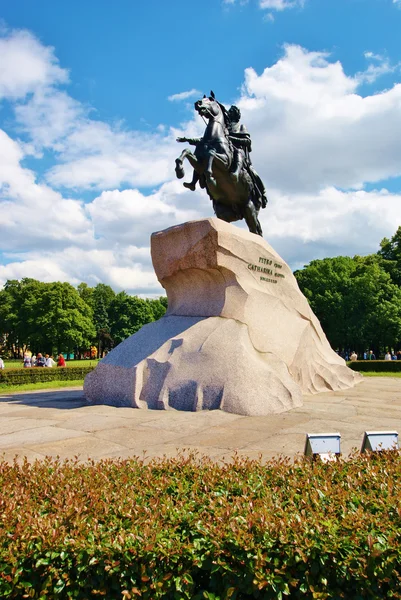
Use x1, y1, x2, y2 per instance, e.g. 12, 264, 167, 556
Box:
175, 94, 264, 236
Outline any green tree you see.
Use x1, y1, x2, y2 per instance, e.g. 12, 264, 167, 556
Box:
295, 256, 357, 350
147, 296, 168, 321
0, 278, 168, 357
295, 254, 401, 355
91, 284, 115, 356
0, 280, 24, 356
378, 226, 401, 286
0, 279, 46, 355
92, 284, 115, 312
0, 279, 95, 356
93, 296, 111, 357
32, 282, 95, 355
77, 282, 94, 310
109, 292, 155, 345
350, 257, 401, 352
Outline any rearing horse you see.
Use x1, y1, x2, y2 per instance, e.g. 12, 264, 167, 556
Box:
175, 94, 263, 236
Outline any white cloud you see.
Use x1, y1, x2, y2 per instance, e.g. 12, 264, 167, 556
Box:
15, 89, 84, 150
1, 29, 401, 295
0, 257, 73, 285
168, 89, 201, 102
0, 128, 208, 292
236, 45, 401, 194
0, 29, 183, 191
0, 129, 92, 252
264, 12, 275, 22
13, 85, 181, 191
45, 121, 179, 189
0, 246, 163, 295
42, 110, 206, 190
86, 182, 206, 246
0, 28, 68, 100
222, 0, 249, 5
261, 187, 401, 270
259, 0, 304, 11
364, 51, 383, 61
226, 0, 304, 13
357, 52, 399, 84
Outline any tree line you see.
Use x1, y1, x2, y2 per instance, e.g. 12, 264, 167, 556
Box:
294, 226, 401, 357
0, 279, 167, 358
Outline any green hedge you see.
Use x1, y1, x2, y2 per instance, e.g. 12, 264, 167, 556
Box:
1, 452, 401, 599
0, 365, 94, 386
348, 360, 401, 372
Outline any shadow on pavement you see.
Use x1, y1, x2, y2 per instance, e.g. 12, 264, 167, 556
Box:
0, 389, 86, 409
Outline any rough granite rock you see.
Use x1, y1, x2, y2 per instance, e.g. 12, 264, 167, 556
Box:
84, 218, 362, 416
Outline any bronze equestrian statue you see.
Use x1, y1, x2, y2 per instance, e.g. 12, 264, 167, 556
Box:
175, 91, 267, 236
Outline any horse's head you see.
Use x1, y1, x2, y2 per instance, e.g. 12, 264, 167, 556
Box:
195, 94, 221, 120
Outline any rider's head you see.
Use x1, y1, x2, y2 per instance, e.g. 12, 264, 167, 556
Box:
228, 105, 241, 123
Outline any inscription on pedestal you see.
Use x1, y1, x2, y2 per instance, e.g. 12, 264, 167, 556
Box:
247, 256, 286, 284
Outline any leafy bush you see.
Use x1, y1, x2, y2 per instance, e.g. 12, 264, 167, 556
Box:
349, 360, 401, 372
0, 452, 401, 599
0, 365, 94, 386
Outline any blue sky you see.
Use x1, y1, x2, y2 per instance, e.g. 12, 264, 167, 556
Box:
1, 0, 401, 295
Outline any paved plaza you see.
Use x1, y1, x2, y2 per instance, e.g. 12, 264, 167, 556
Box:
0, 377, 400, 462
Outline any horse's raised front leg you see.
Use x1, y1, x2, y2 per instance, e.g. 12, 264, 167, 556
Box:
244, 200, 263, 237
175, 148, 194, 179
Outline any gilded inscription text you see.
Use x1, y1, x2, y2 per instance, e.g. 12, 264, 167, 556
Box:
247, 256, 286, 284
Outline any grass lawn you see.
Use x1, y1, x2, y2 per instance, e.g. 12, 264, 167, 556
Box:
0, 379, 84, 395
360, 371, 401, 377
3, 359, 99, 369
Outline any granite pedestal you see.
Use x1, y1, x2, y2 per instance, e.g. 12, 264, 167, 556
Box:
84, 219, 361, 415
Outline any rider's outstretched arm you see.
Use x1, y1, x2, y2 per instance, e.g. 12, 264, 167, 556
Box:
177, 137, 201, 146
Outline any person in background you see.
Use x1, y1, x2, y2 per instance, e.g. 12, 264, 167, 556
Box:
57, 354, 66, 367
36, 353, 46, 367
45, 354, 56, 367
392, 353, 398, 360
23, 352, 32, 368
368, 350, 376, 360
385, 351, 392, 361
31, 354, 37, 367
0, 356, 4, 370
350, 351, 358, 361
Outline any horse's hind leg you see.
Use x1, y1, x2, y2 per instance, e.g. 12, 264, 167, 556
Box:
244, 200, 263, 236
